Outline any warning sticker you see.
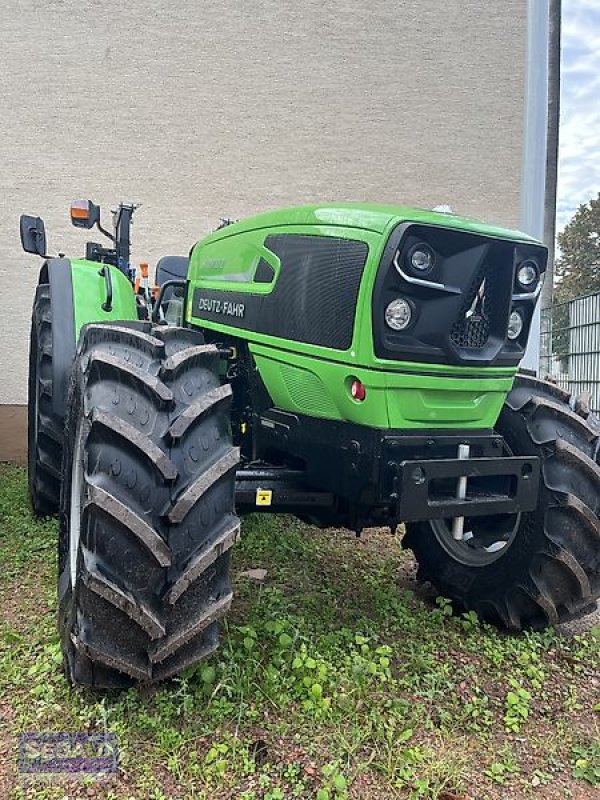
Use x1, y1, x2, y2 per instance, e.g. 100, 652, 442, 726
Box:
256, 489, 273, 506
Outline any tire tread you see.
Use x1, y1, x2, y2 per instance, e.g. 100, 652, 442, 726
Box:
404, 374, 600, 629
28, 285, 62, 515
59, 323, 239, 687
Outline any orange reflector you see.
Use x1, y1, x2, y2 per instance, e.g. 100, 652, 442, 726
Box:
70, 204, 89, 220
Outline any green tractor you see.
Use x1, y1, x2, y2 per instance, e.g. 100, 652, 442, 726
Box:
21, 199, 600, 688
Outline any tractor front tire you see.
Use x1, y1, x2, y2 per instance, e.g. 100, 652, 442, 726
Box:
59, 322, 239, 687
403, 374, 600, 629
28, 284, 63, 515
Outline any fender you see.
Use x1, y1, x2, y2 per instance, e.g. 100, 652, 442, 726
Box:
43, 258, 137, 419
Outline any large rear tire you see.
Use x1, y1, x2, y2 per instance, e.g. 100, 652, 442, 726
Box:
59, 322, 239, 687
28, 284, 63, 515
403, 374, 600, 629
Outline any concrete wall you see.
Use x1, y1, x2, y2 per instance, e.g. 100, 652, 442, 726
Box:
0, 0, 528, 458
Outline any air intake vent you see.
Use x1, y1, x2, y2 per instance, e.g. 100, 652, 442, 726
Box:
450, 264, 495, 350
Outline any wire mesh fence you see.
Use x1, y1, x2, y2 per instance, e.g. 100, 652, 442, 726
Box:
540, 291, 600, 413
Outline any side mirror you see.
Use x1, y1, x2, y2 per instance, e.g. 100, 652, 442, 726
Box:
20, 214, 47, 257
70, 199, 100, 229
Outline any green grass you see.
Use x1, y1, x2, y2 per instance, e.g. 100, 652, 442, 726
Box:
1, 463, 599, 799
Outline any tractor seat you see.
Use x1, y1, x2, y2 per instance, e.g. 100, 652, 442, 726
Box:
155, 255, 189, 286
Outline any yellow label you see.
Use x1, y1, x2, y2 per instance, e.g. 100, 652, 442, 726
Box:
256, 488, 272, 506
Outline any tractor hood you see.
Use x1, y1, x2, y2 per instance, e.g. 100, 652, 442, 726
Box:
194, 203, 539, 246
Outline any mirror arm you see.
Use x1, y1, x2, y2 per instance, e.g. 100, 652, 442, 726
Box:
95, 219, 115, 243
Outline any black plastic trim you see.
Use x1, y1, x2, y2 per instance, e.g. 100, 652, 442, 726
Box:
372, 222, 548, 367
254, 258, 275, 284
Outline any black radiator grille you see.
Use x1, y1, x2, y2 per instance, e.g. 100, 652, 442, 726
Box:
262, 234, 368, 350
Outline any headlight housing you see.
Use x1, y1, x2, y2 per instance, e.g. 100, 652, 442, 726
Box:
405, 242, 435, 275
507, 309, 524, 340
516, 259, 539, 291
385, 298, 413, 331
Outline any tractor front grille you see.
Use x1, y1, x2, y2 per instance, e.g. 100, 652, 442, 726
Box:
372, 221, 547, 366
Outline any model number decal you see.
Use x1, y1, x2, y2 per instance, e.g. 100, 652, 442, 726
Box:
196, 297, 246, 318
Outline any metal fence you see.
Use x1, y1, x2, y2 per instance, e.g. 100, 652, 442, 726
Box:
540, 291, 600, 413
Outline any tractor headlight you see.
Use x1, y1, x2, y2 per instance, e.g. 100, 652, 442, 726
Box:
385, 298, 413, 331
507, 309, 524, 340
407, 243, 435, 274
516, 260, 539, 291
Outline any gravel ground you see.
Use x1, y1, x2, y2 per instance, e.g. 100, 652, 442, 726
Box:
558, 601, 600, 637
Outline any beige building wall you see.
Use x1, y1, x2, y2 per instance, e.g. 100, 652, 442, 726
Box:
0, 0, 527, 458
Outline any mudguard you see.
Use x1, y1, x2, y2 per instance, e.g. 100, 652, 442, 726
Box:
42, 258, 137, 419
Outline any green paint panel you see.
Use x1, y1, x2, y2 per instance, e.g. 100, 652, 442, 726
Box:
383, 371, 513, 428
71, 260, 137, 341
188, 222, 381, 300
250, 344, 390, 427
189, 233, 281, 295
250, 343, 514, 429
190, 202, 539, 249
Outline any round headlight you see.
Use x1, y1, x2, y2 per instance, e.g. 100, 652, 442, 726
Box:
517, 260, 538, 289
385, 298, 412, 331
407, 243, 435, 273
507, 309, 524, 340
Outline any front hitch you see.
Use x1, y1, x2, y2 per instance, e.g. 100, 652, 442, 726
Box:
394, 451, 540, 523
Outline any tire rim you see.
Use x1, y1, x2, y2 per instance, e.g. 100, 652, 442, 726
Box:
69, 422, 85, 586
430, 511, 521, 567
